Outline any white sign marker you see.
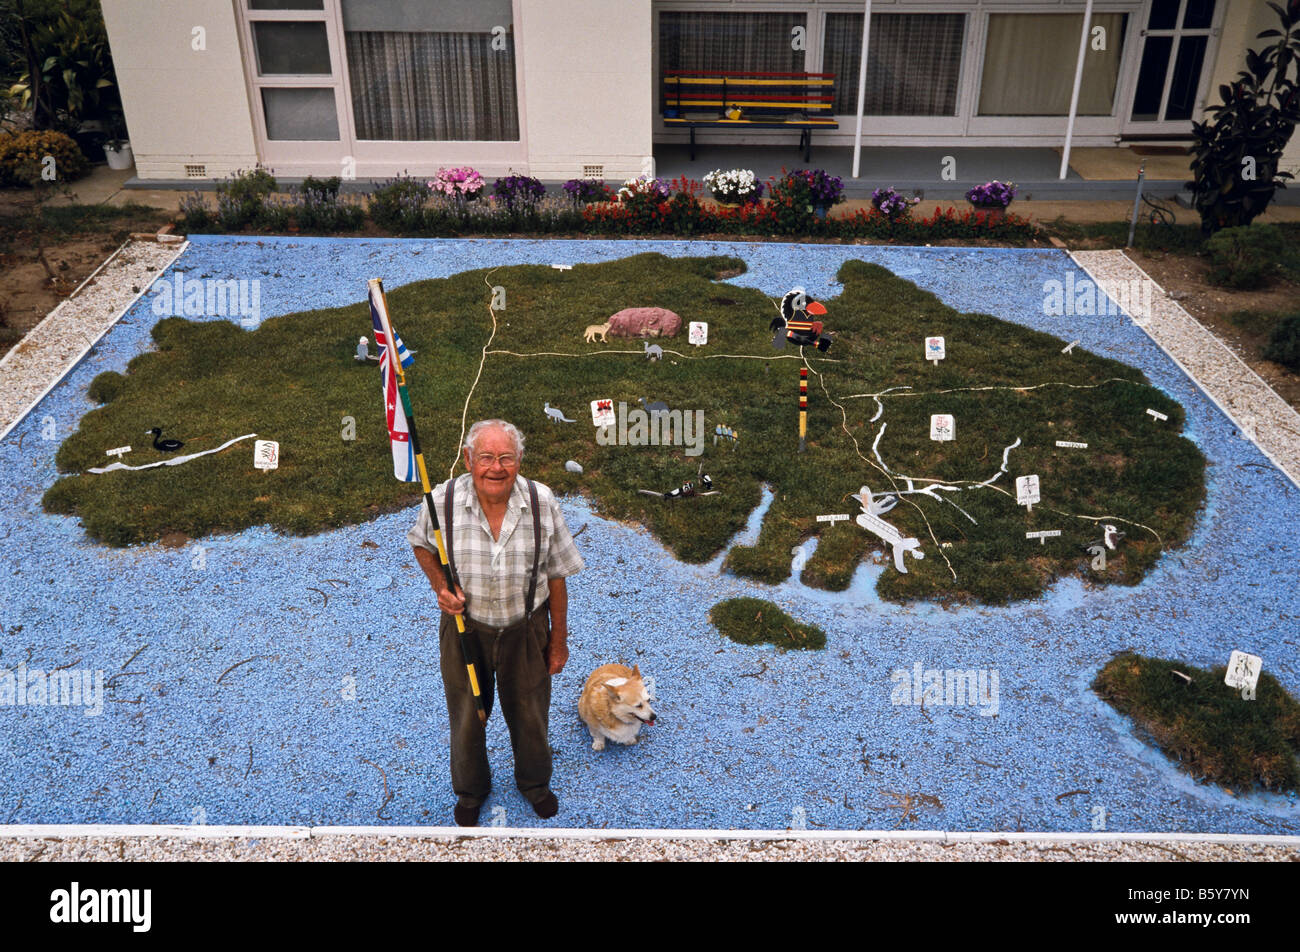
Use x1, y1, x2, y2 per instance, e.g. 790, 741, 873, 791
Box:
105, 445, 131, 458
854, 486, 923, 573
1062, 340, 1080, 354
689, 321, 709, 346
253, 440, 279, 470
1224, 650, 1262, 698
1055, 440, 1088, 449
590, 399, 615, 428
930, 414, 954, 442
551, 264, 572, 271
1025, 529, 1061, 545
925, 336, 945, 366
816, 513, 850, 524
1145, 408, 1169, 422
1016, 474, 1041, 512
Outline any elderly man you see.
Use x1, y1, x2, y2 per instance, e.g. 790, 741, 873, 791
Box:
408, 419, 584, 827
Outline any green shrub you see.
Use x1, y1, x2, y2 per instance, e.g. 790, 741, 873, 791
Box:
1264, 314, 1300, 371
177, 192, 213, 231
368, 175, 428, 233
0, 130, 89, 186
287, 182, 365, 233
213, 166, 277, 229
1204, 224, 1284, 289
1185, 2, 1300, 233
300, 175, 341, 199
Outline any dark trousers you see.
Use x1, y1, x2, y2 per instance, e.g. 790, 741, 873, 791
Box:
439, 610, 552, 810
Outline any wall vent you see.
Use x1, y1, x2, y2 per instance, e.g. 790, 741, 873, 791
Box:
185, 164, 207, 178
582, 164, 603, 179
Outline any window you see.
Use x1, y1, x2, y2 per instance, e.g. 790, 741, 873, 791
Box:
823, 13, 965, 117
978, 13, 1128, 117
341, 0, 519, 141
659, 10, 806, 76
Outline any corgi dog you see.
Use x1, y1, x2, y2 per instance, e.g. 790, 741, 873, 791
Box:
578, 663, 657, 751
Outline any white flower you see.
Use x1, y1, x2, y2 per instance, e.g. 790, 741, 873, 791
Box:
704, 168, 759, 197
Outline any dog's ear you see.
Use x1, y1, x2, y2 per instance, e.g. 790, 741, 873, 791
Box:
604, 683, 621, 698
631, 664, 641, 678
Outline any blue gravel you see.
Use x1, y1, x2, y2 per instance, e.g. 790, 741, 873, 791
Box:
1, 236, 1296, 832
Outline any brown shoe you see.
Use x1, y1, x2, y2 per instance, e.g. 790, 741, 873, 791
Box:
454, 804, 481, 827
532, 791, 558, 819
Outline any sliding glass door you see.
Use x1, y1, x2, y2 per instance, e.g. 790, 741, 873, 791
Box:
1122, 0, 1220, 135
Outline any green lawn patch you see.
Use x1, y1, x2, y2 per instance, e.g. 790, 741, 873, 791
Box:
44, 252, 1205, 604
708, 597, 826, 651
1092, 652, 1300, 794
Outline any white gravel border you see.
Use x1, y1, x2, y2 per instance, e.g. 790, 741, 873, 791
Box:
1, 826, 1296, 862
0, 237, 188, 441
1071, 249, 1300, 489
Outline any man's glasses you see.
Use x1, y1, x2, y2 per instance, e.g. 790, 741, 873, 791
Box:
473, 453, 519, 468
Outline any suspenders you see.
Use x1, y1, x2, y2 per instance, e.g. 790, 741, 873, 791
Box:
444, 476, 543, 620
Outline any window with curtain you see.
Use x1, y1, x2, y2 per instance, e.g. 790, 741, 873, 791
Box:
978, 13, 1128, 116
659, 10, 806, 100
823, 13, 965, 116
342, 0, 518, 141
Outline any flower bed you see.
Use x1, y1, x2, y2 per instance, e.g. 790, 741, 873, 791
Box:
179, 169, 1040, 243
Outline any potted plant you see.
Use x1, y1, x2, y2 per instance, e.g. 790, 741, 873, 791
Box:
429, 166, 485, 202
772, 168, 844, 219
102, 118, 132, 171
871, 186, 919, 221
703, 168, 764, 205
965, 180, 1017, 221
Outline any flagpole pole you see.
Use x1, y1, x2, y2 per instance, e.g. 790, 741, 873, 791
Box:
369, 279, 487, 725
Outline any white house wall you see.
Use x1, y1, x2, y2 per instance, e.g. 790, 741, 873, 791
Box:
518, 0, 655, 180
102, 0, 259, 181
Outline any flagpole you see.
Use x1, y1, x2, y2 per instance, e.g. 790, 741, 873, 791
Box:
368, 278, 487, 725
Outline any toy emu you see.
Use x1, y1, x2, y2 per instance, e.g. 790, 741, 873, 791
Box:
772, 289, 833, 352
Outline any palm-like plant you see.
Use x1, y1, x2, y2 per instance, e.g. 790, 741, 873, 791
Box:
1186, 1, 1300, 234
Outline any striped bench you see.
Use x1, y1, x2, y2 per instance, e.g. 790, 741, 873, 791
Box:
662, 70, 838, 162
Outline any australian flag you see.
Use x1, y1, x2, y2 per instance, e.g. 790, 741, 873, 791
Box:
368, 283, 417, 482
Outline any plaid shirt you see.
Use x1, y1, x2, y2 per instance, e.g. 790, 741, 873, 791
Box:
407, 473, 584, 627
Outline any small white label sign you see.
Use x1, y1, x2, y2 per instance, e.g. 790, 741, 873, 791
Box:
1062, 340, 1080, 354
816, 513, 850, 524
106, 445, 131, 458
925, 336, 945, 365
1025, 529, 1061, 545
1224, 650, 1262, 693
1016, 474, 1041, 506
551, 264, 572, 271
1146, 408, 1169, 422
253, 440, 279, 470
689, 321, 708, 346
1055, 440, 1088, 449
591, 399, 615, 427
930, 414, 954, 442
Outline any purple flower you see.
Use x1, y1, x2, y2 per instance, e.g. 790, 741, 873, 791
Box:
966, 180, 1017, 207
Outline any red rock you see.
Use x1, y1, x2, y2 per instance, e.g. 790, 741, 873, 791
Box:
607, 307, 682, 339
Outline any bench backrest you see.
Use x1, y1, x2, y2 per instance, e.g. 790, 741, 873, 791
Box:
663, 71, 836, 117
